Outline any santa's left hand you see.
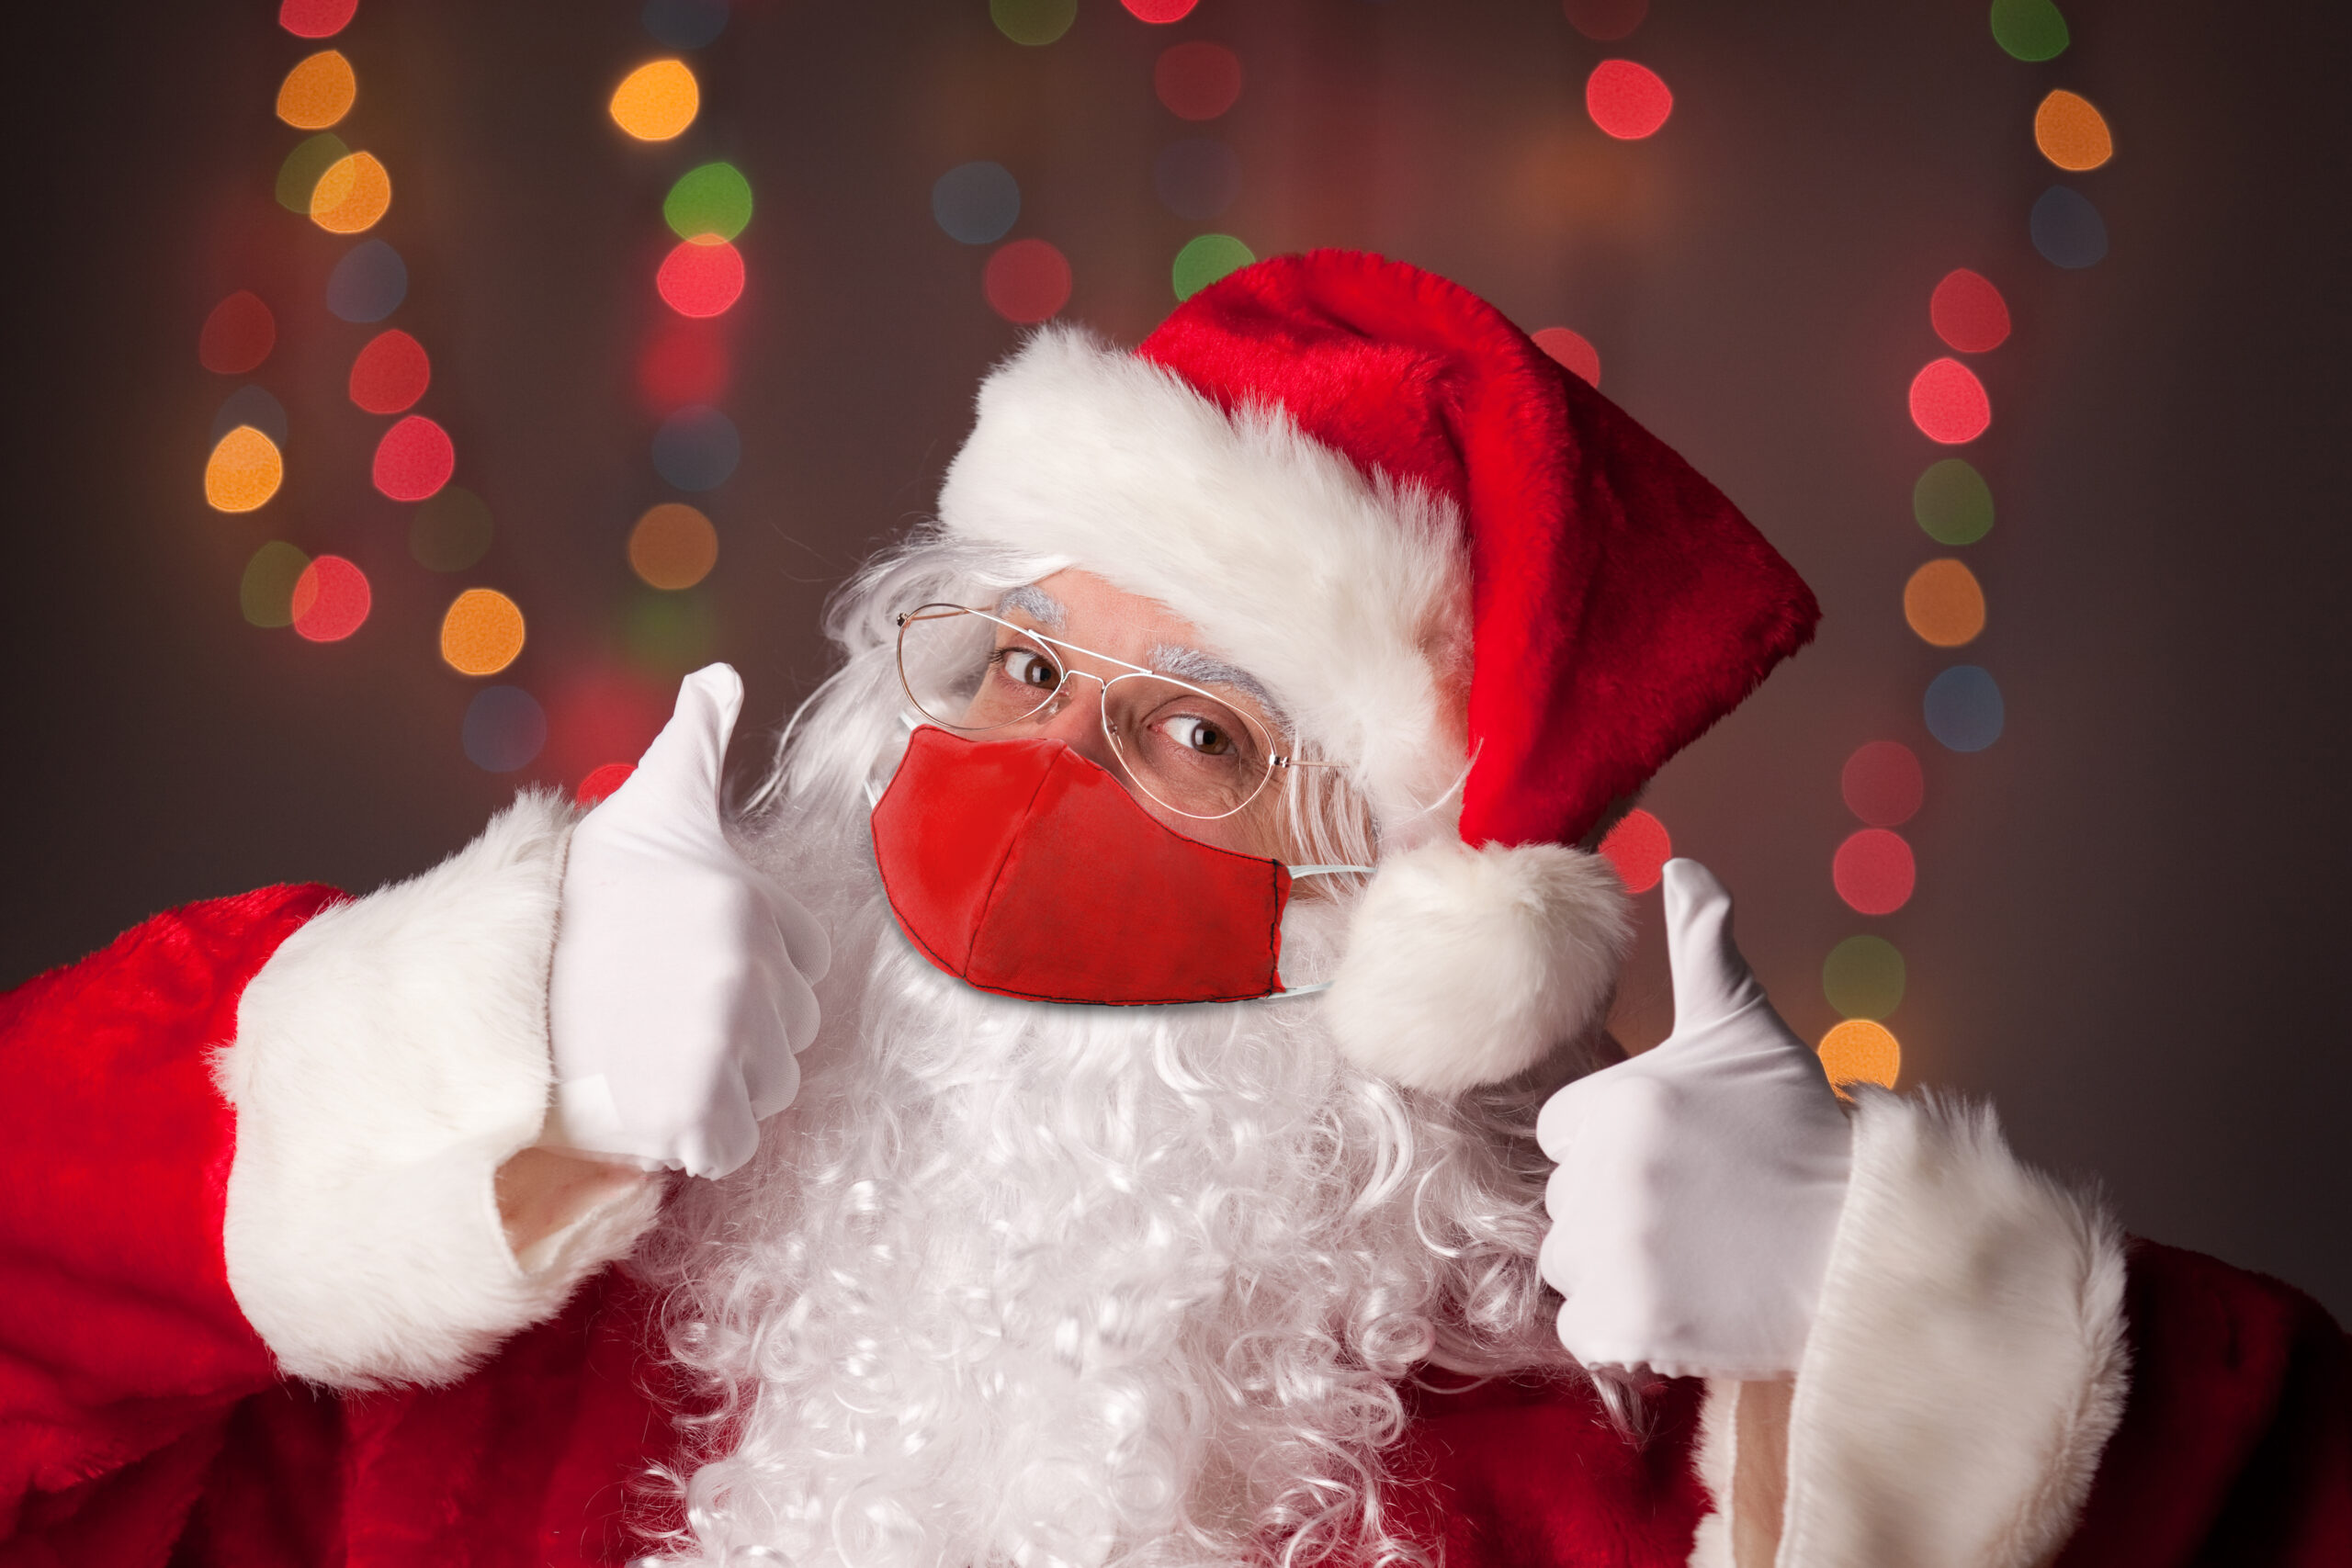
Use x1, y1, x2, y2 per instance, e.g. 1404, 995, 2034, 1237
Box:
1536, 858, 1852, 1380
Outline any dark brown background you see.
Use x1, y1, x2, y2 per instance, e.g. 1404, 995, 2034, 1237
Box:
4, 0, 2346, 1317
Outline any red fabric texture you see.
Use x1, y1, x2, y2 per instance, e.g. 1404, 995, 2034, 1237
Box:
871, 727, 1290, 1004
1137, 250, 1822, 850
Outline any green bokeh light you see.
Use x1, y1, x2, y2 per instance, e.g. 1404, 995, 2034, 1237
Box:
626, 589, 718, 673
664, 162, 753, 243
991, 0, 1076, 46
410, 486, 494, 572
240, 541, 310, 627
276, 133, 349, 213
1990, 0, 2069, 62
1913, 458, 1995, 547
1172, 234, 1254, 301
1824, 935, 1906, 1021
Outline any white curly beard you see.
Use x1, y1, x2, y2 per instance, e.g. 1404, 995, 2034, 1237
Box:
635, 543, 1578, 1568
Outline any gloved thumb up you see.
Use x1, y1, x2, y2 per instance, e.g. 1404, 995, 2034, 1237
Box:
547, 663, 830, 1179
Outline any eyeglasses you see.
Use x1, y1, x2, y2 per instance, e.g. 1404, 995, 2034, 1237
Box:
894, 602, 1330, 821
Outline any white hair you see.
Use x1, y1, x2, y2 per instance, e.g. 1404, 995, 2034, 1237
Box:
636, 531, 1609, 1567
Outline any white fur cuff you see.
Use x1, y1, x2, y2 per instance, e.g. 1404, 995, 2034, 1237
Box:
214, 793, 663, 1389
1771, 1091, 2131, 1568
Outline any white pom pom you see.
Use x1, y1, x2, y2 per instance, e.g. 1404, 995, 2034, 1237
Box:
1325, 840, 1632, 1095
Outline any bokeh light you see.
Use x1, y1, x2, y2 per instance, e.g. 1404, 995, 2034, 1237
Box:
1841, 740, 1924, 828
1170, 233, 1251, 301
1914, 457, 1995, 546
1532, 326, 1601, 388
372, 414, 455, 502
1924, 665, 2005, 752
1599, 807, 1670, 893
933, 162, 1022, 244
1908, 357, 1991, 444
577, 762, 639, 807
1155, 42, 1243, 120
1125, 0, 1198, 18
1930, 268, 2010, 354
2030, 186, 2108, 268
1904, 558, 1987, 648
992, 0, 1077, 46
279, 0, 356, 39
1154, 139, 1239, 221
985, 238, 1074, 322
198, 291, 276, 376
657, 239, 745, 318
543, 668, 672, 784
610, 60, 699, 141
638, 320, 729, 411
277, 50, 356, 129
1586, 61, 1673, 141
1833, 829, 1917, 916
1990, 0, 2069, 62
440, 588, 526, 676
664, 162, 753, 243
411, 485, 494, 571
1823, 934, 1905, 1021
205, 426, 283, 513
290, 555, 371, 642
211, 385, 288, 448
651, 405, 741, 491
464, 685, 548, 773
642, 0, 729, 49
310, 151, 391, 233
2034, 90, 2112, 171
239, 541, 310, 628
276, 133, 348, 212
326, 239, 407, 322
1564, 0, 1647, 41
628, 502, 720, 590
626, 591, 718, 673
1818, 1019, 1902, 1093
348, 329, 430, 413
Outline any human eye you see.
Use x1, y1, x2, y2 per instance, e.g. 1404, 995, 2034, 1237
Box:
1160, 714, 1237, 757
990, 643, 1063, 692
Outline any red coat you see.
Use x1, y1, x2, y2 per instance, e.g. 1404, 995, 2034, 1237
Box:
3, 862, 2346, 1564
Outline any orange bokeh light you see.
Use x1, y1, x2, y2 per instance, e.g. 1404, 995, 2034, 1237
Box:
1904, 558, 1986, 648
310, 151, 391, 233
204, 425, 284, 513
628, 503, 720, 590
277, 50, 356, 129
440, 588, 526, 675
1818, 1019, 1902, 1094
611, 60, 699, 141
2034, 90, 2113, 172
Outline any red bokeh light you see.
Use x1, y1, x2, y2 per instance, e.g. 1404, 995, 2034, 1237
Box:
348, 329, 431, 414
576, 762, 639, 807
1931, 268, 2012, 354
1833, 829, 1917, 916
289, 555, 370, 642
638, 320, 731, 411
198, 291, 276, 375
1155, 42, 1243, 120
1600, 807, 1671, 894
1586, 60, 1673, 140
1908, 357, 1992, 444
984, 239, 1073, 324
372, 415, 456, 502
279, 0, 357, 39
1564, 0, 1648, 40
1840, 740, 1924, 827
657, 239, 745, 318
1532, 326, 1602, 388
544, 669, 672, 785
1123, 0, 1198, 18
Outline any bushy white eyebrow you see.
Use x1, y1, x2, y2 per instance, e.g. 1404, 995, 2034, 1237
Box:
995, 583, 1067, 628
1148, 643, 1288, 731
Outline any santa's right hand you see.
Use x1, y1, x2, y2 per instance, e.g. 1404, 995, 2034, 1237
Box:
546, 664, 830, 1179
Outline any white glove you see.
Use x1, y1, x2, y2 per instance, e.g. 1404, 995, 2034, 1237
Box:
1536, 858, 1852, 1380
546, 663, 829, 1179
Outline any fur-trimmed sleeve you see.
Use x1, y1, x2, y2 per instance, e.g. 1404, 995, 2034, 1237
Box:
213, 793, 665, 1390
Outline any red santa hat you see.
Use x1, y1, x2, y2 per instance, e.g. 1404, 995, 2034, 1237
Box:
935, 250, 1817, 1094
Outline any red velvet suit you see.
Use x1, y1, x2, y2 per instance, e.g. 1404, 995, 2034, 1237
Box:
2, 890, 2346, 1565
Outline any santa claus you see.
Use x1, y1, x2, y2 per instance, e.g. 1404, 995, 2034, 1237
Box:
3, 253, 2344, 1567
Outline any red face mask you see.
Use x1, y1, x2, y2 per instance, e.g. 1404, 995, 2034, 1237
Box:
870, 725, 1308, 1005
